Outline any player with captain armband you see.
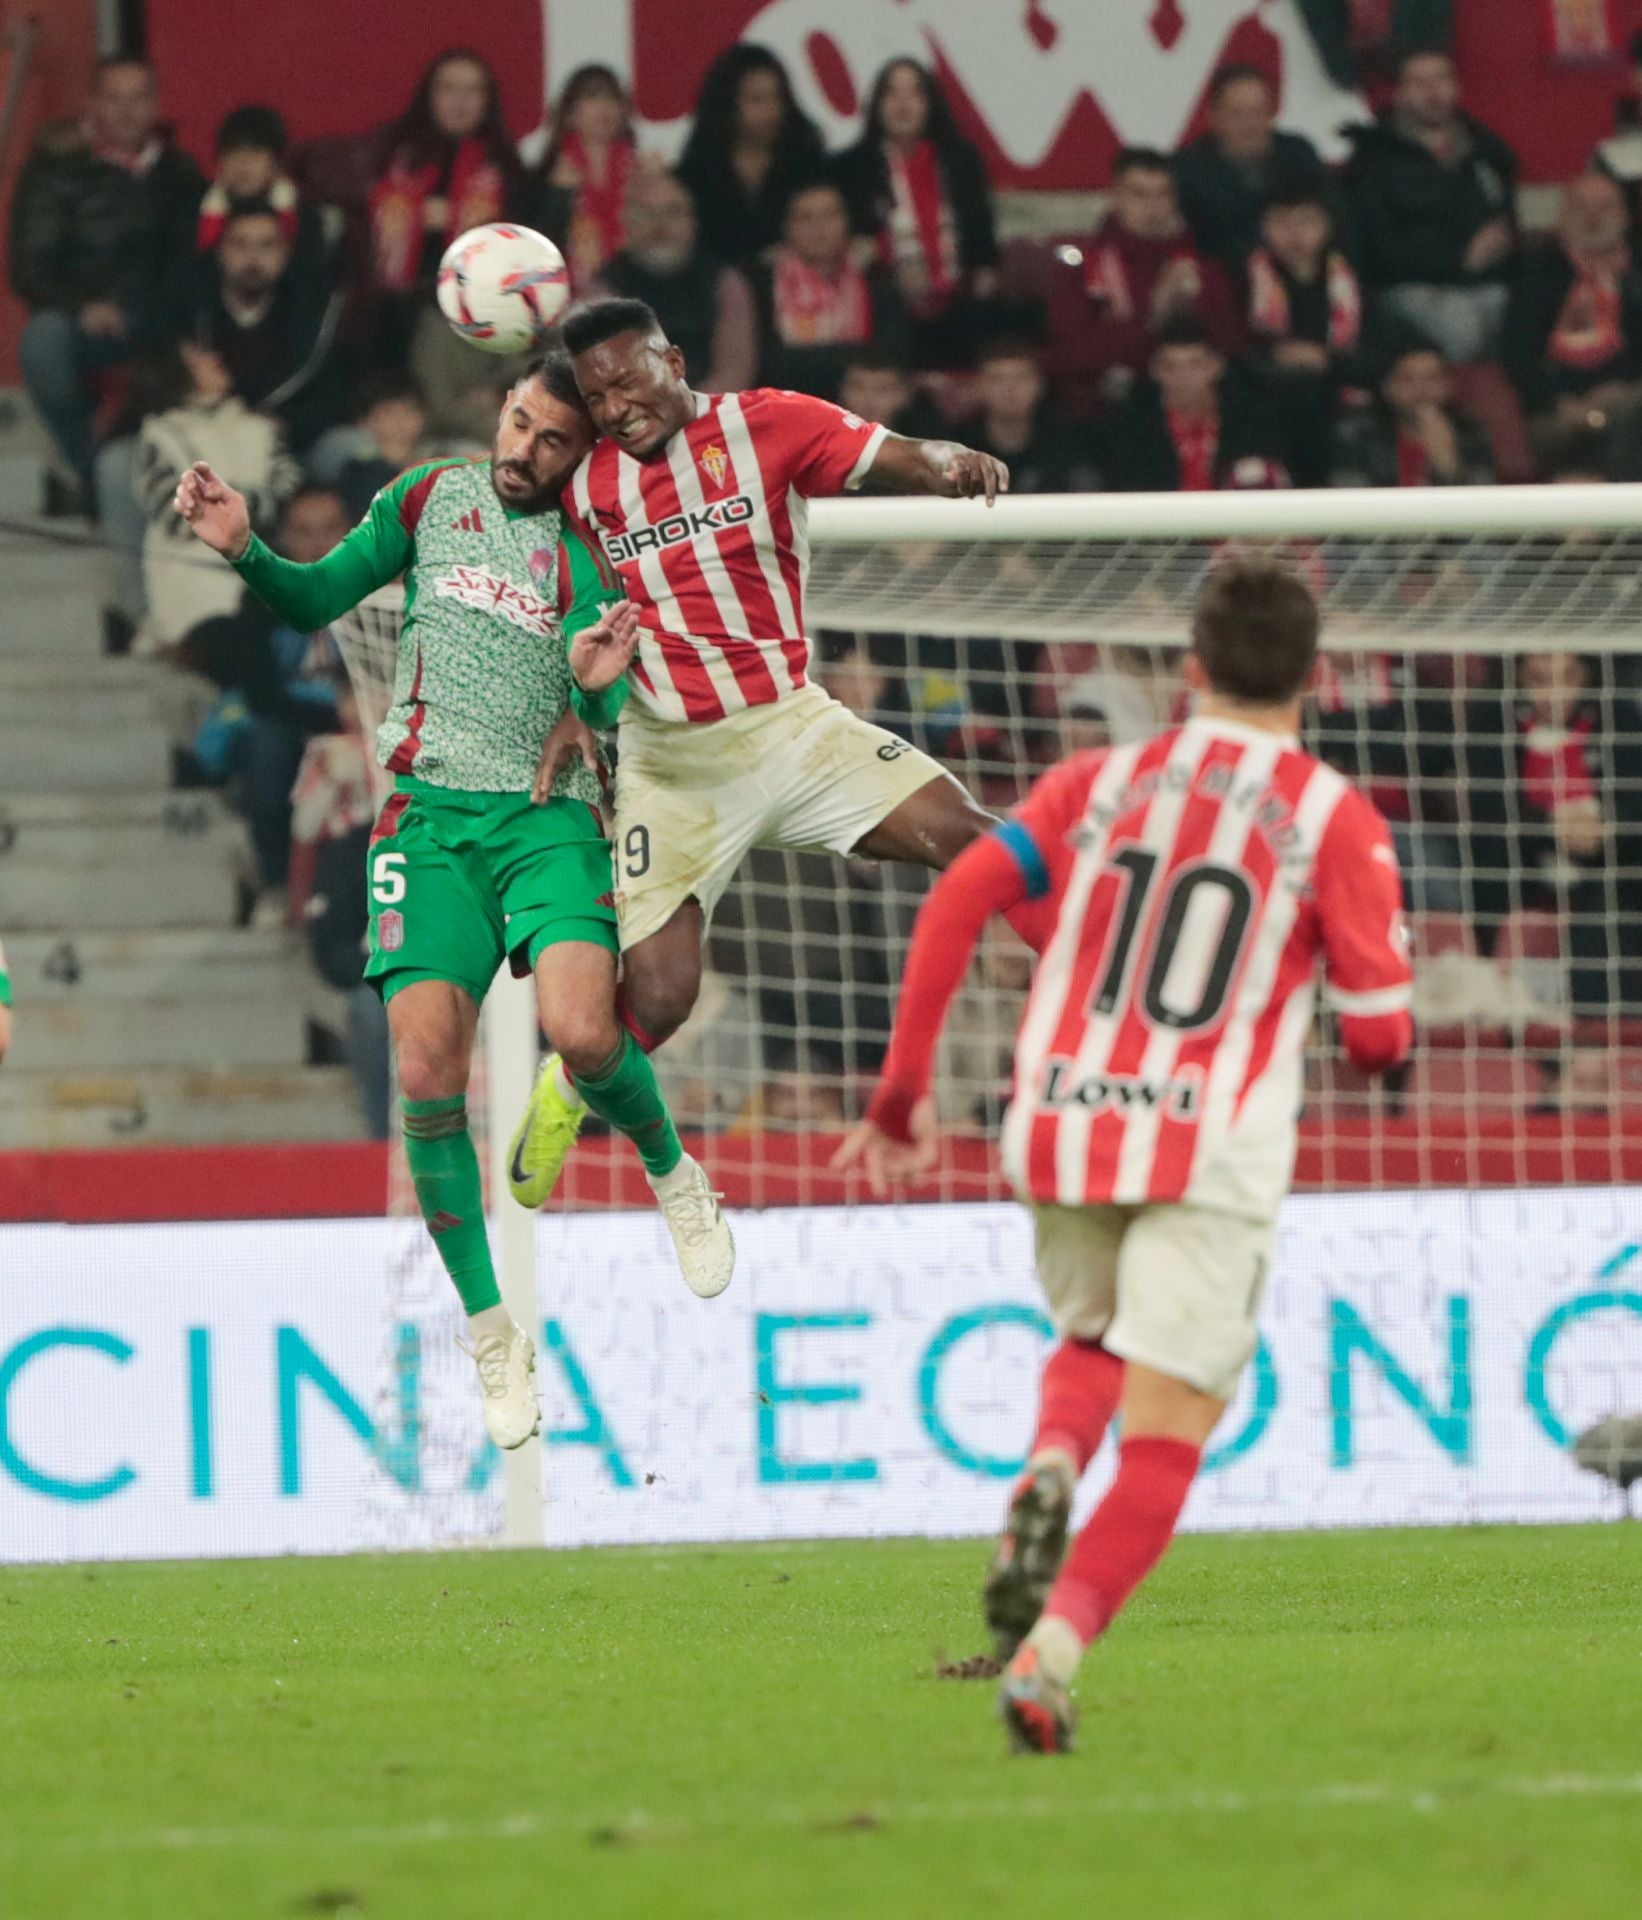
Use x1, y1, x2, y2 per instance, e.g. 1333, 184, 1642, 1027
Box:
838, 557, 1415, 1753
173, 351, 733, 1455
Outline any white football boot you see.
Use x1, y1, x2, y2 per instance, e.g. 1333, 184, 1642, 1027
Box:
651, 1154, 736, 1299
457, 1323, 541, 1450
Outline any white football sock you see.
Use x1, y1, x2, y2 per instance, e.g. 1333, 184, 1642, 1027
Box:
647, 1154, 697, 1197
1026, 1614, 1084, 1688
468, 1303, 517, 1340
551, 1060, 581, 1105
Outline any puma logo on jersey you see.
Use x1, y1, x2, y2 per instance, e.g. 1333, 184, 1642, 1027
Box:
435, 565, 554, 635
603, 495, 756, 567
1038, 1057, 1204, 1119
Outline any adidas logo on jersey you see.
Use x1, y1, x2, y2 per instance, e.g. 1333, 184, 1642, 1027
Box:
452, 507, 486, 533
602, 494, 755, 567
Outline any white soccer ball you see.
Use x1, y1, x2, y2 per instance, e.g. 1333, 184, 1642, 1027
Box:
436, 223, 571, 355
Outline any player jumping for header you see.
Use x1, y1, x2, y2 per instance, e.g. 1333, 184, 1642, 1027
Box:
174, 351, 733, 1455
507, 294, 1049, 1199
838, 557, 1414, 1752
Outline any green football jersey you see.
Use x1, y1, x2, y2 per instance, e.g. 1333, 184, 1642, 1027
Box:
232, 459, 623, 799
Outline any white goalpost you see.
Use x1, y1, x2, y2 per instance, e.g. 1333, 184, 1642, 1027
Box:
332, 484, 1642, 1553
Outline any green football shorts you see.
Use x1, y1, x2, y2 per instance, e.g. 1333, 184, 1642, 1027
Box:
364, 776, 618, 1008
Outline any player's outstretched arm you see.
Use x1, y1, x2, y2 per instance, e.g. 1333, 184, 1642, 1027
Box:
862, 433, 1010, 505
566, 599, 642, 733
176, 460, 415, 633
833, 829, 1032, 1194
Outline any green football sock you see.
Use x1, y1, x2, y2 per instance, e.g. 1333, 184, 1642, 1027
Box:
401, 1095, 500, 1315
572, 1035, 684, 1180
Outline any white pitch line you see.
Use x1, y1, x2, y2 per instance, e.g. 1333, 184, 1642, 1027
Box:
15, 1773, 1642, 1856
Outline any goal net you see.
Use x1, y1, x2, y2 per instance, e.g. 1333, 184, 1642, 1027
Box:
330, 486, 1642, 1548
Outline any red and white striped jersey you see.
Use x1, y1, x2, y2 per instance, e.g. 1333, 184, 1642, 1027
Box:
995, 714, 1413, 1218
566, 388, 886, 724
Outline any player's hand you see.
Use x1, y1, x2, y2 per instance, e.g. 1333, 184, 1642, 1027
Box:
569, 599, 642, 692
940, 447, 1010, 507
532, 709, 599, 804
830, 1095, 939, 1197
173, 461, 252, 560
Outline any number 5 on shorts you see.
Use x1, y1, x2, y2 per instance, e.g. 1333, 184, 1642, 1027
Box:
372, 850, 407, 905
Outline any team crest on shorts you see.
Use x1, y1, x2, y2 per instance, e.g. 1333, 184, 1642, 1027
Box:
698, 441, 729, 489
378, 909, 405, 953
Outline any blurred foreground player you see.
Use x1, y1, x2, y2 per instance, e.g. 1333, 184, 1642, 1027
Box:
175, 354, 731, 1454
838, 558, 1413, 1752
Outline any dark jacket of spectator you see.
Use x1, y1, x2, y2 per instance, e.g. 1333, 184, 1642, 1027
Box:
1503, 237, 1642, 417
1076, 216, 1242, 380
675, 45, 827, 268
1342, 110, 1518, 289
9, 116, 202, 320
1175, 128, 1326, 271
1328, 398, 1495, 487
1307, 653, 1456, 826
1099, 373, 1287, 492
961, 408, 1101, 495
175, 214, 346, 452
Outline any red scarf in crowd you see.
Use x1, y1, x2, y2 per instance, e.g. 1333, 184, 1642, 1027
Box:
1395, 429, 1430, 489
557, 130, 636, 284
880, 140, 960, 314
369, 140, 507, 291
1084, 231, 1200, 321
1520, 708, 1597, 815
770, 248, 873, 346
1549, 241, 1629, 370
197, 174, 300, 253
1246, 248, 1362, 353
1167, 408, 1219, 492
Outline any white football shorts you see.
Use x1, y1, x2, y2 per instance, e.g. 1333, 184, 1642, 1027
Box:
1030, 1200, 1275, 1403
611, 684, 947, 948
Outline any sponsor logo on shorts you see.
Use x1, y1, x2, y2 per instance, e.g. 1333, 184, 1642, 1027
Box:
434, 565, 555, 635
603, 496, 755, 567
876, 738, 909, 761
1038, 1056, 1203, 1119
377, 909, 405, 953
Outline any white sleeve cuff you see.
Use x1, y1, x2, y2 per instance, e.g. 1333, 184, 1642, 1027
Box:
845, 423, 890, 492
1330, 982, 1414, 1017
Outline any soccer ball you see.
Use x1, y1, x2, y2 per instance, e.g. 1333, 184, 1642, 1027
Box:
436, 224, 571, 355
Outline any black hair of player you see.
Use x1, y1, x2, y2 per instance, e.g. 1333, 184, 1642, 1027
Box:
1208, 62, 1272, 104
561, 297, 665, 359
520, 349, 588, 414
1112, 145, 1174, 181
1191, 557, 1319, 706
216, 105, 288, 158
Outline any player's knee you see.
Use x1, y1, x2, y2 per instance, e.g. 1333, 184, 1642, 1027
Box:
625, 973, 696, 1046
551, 1006, 623, 1080
394, 1033, 468, 1104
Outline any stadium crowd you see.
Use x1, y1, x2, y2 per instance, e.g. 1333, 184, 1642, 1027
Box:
8, 33, 1642, 1134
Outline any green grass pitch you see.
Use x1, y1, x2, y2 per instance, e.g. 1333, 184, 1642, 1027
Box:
4, 1524, 1641, 1919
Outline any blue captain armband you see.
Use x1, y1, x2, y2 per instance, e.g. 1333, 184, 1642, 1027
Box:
992, 819, 1050, 899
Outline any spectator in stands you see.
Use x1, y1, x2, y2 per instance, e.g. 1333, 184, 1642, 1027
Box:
1460, 652, 1642, 1042
837, 348, 944, 437
1101, 319, 1289, 492
832, 58, 1000, 359
181, 485, 348, 924
288, 683, 389, 1137
752, 181, 911, 400
133, 341, 300, 650
1060, 147, 1241, 406
1058, 669, 1156, 755
196, 106, 327, 280
958, 340, 1101, 493
1342, 45, 1518, 363
1592, 30, 1642, 228
1504, 171, 1642, 435
9, 56, 203, 502
675, 45, 825, 269
528, 65, 638, 290
1174, 63, 1327, 272
365, 49, 525, 393
1307, 652, 1465, 912
1243, 183, 1365, 484
587, 170, 756, 393
176, 206, 346, 455
316, 378, 430, 521
1329, 338, 1496, 487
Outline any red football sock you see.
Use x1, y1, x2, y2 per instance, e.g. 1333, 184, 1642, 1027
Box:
1031, 1339, 1124, 1472
1042, 1434, 1201, 1645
